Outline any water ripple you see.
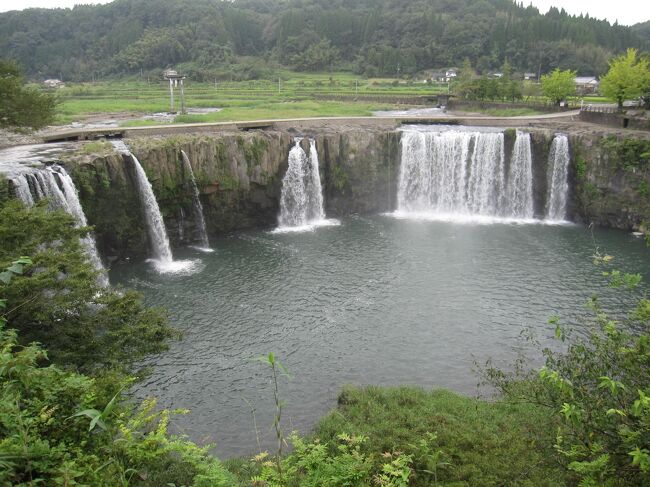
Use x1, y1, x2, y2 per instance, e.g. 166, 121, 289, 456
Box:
110, 217, 649, 457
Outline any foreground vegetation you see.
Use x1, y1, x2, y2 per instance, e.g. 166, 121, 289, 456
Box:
0, 200, 234, 486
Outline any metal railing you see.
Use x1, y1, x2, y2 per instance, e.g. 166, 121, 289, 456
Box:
580, 104, 618, 113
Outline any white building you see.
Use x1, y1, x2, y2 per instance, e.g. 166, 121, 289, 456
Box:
43, 79, 65, 88
445, 69, 458, 82
575, 76, 599, 95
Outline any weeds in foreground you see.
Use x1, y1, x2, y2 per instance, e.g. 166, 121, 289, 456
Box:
254, 352, 291, 482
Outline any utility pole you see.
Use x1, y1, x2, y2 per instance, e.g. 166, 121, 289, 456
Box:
169, 78, 174, 113
180, 78, 186, 114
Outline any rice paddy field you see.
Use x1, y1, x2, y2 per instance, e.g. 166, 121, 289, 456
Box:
44, 71, 608, 126
50, 72, 448, 125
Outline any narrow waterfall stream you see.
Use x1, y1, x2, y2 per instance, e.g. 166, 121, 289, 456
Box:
305, 139, 326, 222
112, 141, 199, 273
277, 138, 337, 231
52, 166, 109, 286
180, 150, 211, 251
505, 131, 534, 218
11, 174, 35, 206
545, 134, 571, 221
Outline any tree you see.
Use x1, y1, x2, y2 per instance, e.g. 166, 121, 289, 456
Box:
0, 59, 57, 130
0, 200, 178, 374
600, 48, 650, 109
486, 254, 650, 484
540, 68, 576, 105
0, 309, 234, 486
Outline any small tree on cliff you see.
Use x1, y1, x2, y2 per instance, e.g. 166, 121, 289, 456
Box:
541, 68, 576, 105
0, 59, 57, 130
600, 48, 650, 109
0, 200, 177, 374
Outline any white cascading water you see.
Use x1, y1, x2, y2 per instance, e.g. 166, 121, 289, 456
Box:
545, 134, 570, 221
111, 141, 171, 262
131, 152, 174, 263
505, 131, 534, 218
277, 138, 335, 231
111, 140, 199, 273
12, 174, 35, 207
397, 128, 536, 221
34, 169, 69, 210
305, 139, 326, 222
180, 150, 211, 250
51, 165, 109, 286
11, 167, 108, 286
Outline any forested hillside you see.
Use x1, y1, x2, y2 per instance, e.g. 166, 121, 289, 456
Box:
0, 0, 647, 81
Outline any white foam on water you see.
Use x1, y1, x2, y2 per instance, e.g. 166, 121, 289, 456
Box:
273, 218, 341, 234
148, 258, 204, 275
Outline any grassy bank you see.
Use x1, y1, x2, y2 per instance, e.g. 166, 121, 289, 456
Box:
462, 107, 548, 117
226, 386, 566, 486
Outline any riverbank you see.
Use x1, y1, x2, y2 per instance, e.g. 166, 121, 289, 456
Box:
224, 386, 567, 486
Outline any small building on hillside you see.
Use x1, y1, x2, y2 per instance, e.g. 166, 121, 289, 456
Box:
575, 76, 599, 95
421, 69, 450, 83
445, 69, 458, 82
523, 72, 537, 81
43, 79, 65, 88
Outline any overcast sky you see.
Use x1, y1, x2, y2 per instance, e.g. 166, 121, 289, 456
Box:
0, 0, 648, 26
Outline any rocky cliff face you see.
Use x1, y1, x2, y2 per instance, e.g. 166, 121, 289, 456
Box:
316, 131, 401, 217
64, 129, 402, 262
569, 133, 650, 231
61, 127, 648, 264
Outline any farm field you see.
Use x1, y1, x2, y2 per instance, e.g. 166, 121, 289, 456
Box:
49, 72, 447, 125
42, 71, 611, 126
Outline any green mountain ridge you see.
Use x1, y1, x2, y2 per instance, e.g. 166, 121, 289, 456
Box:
0, 0, 647, 81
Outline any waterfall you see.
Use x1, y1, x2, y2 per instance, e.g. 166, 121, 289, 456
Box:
466, 132, 505, 215
51, 166, 109, 286
11, 167, 108, 286
396, 128, 538, 221
180, 150, 210, 249
12, 174, 35, 207
112, 142, 172, 263
277, 138, 333, 230
305, 139, 325, 222
111, 140, 199, 273
34, 169, 69, 210
504, 131, 534, 218
545, 134, 570, 221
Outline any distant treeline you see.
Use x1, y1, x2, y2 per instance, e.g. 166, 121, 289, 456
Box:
0, 0, 647, 81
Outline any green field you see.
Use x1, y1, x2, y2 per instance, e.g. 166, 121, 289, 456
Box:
51, 73, 448, 125
49, 72, 613, 126
466, 107, 548, 117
